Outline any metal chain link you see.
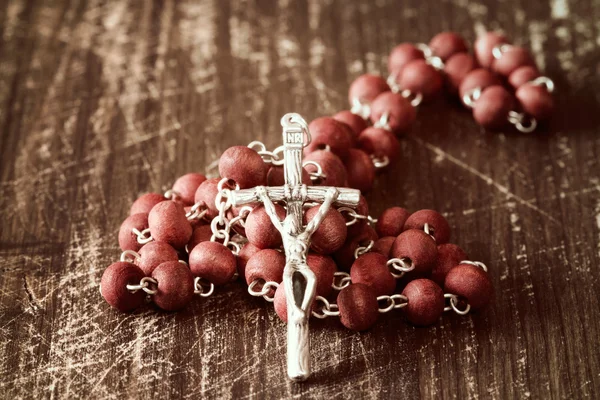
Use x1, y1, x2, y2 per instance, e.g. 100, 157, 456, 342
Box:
248, 141, 285, 166
186, 201, 209, 222
312, 296, 340, 319
459, 260, 488, 272
354, 240, 375, 259
332, 271, 352, 290
508, 110, 537, 133
303, 161, 327, 183
132, 227, 153, 245
377, 294, 409, 313
444, 293, 471, 315
387, 257, 415, 279
194, 277, 215, 297
126, 277, 158, 295
337, 207, 378, 227
120, 250, 141, 264
248, 279, 279, 302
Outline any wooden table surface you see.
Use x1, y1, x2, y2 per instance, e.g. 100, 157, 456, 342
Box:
1, 0, 599, 399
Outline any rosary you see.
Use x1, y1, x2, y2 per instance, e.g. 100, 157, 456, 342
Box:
100, 31, 554, 381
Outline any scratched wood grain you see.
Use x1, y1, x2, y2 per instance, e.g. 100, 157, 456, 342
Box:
0, 0, 599, 398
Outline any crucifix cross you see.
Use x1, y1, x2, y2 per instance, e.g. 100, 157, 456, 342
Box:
230, 113, 360, 381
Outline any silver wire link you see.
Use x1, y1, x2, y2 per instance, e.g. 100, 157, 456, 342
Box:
132, 227, 153, 245
492, 43, 512, 60
371, 154, 390, 169
303, 161, 327, 183
508, 110, 537, 133
350, 97, 371, 120
332, 271, 352, 290
459, 260, 488, 272
248, 279, 280, 302
194, 277, 215, 297
444, 293, 471, 315
400, 89, 424, 107
529, 76, 555, 93
163, 189, 181, 201
377, 294, 409, 313
354, 240, 375, 259
337, 207, 378, 227
387, 257, 415, 279
120, 250, 141, 263
186, 201, 208, 221
248, 141, 286, 166
423, 223, 436, 241
210, 178, 239, 246
226, 241, 241, 256
386, 74, 401, 93
228, 205, 253, 230
415, 42, 444, 70
126, 277, 158, 295
462, 87, 482, 109
312, 296, 340, 319
374, 111, 391, 131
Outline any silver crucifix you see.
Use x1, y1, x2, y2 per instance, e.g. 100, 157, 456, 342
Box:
230, 113, 360, 381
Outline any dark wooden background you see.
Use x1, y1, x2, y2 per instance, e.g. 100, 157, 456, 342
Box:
1, 0, 599, 398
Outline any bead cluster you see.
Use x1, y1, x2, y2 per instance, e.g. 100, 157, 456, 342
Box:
99, 31, 513, 331
351, 31, 554, 134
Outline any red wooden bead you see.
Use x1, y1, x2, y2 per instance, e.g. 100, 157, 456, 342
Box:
402, 278, 445, 326
303, 150, 348, 187
267, 165, 311, 186
348, 74, 390, 105
334, 224, 379, 271
404, 209, 451, 244
376, 207, 410, 237
151, 261, 195, 311
459, 68, 501, 103
508, 65, 540, 88
307, 253, 337, 297
370, 92, 416, 133
338, 283, 379, 331
474, 32, 509, 68
351, 252, 396, 296
516, 83, 554, 121
148, 200, 192, 250
245, 249, 285, 286
245, 204, 285, 249
172, 173, 207, 206
492, 46, 535, 77
431, 243, 467, 286
304, 117, 355, 160
118, 213, 149, 252
101, 262, 146, 312
194, 178, 220, 219
473, 85, 514, 130
388, 43, 425, 76
333, 110, 368, 137
236, 242, 262, 278
218, 146, 267, 189
344, 148, 375, 192
138, 241, 180, 275
371, 236, 395, 257
398, 59, 443, 100
187, 225, 214, 252
189, 241, 237, 285
273, 284, 288, 322
390, 229, 438, 273
429, 31, 468, 62
444, 53, 477, 93
304, 206, 347, 254
444, 264, 493, 311
357, 127, 401, 165
130, 193, 166, 215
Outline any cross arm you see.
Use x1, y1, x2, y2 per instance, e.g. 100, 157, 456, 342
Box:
230, 186, 360, 208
